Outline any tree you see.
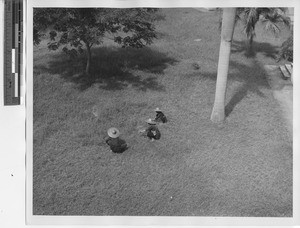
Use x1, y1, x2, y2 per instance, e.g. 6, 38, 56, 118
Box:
33, 8, 159, 75
237, 8, 290, 51
210, 8, 237, 123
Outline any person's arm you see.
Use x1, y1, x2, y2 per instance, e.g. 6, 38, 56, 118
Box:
139, 128, 146, 133
118, 138, 128, 148
162, 114, 167, 123
104, 136, 110, 144
154, 113, 161, 121
140, 129, 148, 137
154, 128, 161, 139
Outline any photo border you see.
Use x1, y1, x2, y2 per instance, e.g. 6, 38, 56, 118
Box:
26, 0, 300, 225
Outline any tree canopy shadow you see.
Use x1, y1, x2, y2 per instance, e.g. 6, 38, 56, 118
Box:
231, 40, 279, 59
34, 46, 178, 91
224, 60, 270, 117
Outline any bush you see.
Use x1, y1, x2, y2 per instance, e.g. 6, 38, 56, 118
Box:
278, 33, 293, 62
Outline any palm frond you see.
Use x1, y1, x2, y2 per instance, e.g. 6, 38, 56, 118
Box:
262, 10, 291, 32
278, 33, 293, 62
263, 20, 280, 36
242, 8, 258, 39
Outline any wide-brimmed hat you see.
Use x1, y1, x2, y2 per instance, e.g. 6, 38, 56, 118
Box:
155, 107, 162, 112
146, 118, 156, 125
107, 127, 120, 138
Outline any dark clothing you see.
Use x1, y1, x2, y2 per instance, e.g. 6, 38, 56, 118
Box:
146, 125, 161, 140
155, 112, 167, 123
105, 137, 128, 153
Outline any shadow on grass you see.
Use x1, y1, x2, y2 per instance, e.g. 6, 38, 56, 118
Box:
34, 46, 177, 91
231, 40, 279, 59
188, 51, 271, 117
224, 60, 270, 117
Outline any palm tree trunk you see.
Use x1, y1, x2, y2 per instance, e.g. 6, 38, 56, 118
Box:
246, 34, 254, 56
85, 43, 92, 75
210, 8, 236, 123
249, 34, 254, 47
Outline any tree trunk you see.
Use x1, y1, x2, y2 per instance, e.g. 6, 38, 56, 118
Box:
246, 34, 254, 55
249, 34, 254, 47
85, 43, 92, 75
210, 8, 236, 123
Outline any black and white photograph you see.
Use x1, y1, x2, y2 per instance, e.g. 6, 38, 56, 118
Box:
25, 0, 298, 225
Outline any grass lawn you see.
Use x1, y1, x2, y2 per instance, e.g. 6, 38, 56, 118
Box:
33, 8, 293, 216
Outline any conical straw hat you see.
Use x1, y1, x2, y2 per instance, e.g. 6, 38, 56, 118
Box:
107, 127, 120, 138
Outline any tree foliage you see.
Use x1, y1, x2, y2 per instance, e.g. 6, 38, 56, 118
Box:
33, 8, 159, 74
278, 32, 293, 62
236, 8, 291, 47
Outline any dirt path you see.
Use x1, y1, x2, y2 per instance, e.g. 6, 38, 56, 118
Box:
264, 65, 293, 138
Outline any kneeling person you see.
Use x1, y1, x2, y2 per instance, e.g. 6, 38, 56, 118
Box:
105, 127, 128, 153
144, 118, 161, 141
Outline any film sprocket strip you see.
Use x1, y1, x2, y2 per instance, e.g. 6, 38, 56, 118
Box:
3, 0, 23, 105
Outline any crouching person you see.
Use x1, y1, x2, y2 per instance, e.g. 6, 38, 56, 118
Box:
154, 107, 167, 123
105, 127, 128, 153
139, 119, 161, 141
